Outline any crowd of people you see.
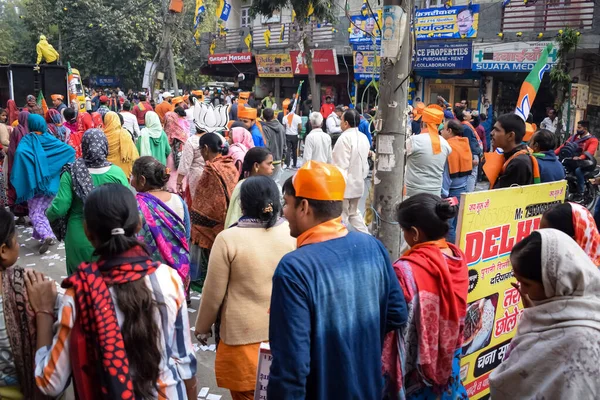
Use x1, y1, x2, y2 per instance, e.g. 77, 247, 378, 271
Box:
0, 83, 600, 400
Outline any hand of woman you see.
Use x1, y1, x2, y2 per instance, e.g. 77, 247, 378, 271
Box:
25, 270, 57, 313
195, 331, 212, 346
511, 281, 533, 309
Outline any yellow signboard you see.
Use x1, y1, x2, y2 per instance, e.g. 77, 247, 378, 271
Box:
255, 54, 293, 78
456, 181, 566, 399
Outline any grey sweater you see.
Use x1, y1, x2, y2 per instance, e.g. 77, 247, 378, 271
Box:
262, 119, 286, 162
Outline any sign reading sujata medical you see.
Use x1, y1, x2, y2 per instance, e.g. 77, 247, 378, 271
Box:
208, 52, 252, 65
472, 42, 557, 72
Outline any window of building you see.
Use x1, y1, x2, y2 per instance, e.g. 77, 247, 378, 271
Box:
240, 7, 251, 27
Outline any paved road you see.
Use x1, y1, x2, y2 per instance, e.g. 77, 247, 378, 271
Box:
21, 157, 488, 399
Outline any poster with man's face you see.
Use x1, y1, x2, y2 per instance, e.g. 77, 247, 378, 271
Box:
414, 4, 479, 40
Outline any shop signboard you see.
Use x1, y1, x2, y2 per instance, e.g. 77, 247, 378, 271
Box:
415, 4, 479, 40
415, 42, 472, 69
472, 41, 557, 72
456, 181, 566, 399
353, 49, 380, 81
290, 50, 339, 76
255, 53, 294, 78
348, 14, 381, 46
208, 52, 252, 65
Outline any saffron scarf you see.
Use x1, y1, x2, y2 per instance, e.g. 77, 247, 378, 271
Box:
570, 202, 600, 266
62, 246, 160, 400
191, 155, 239, 248
446, 136, 472, 178
11, 114, 75, 203
384, 240, 468, 390
297, 217, 348, 247
2, 266, 54, 400
137, 192, 190, 285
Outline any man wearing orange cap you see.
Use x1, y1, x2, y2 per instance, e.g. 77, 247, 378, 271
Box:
268, 161, 407, 400
51, 94, 66, 114
238, 104, 264, 146
155, 92, 174, 124
405, 104, 452, 198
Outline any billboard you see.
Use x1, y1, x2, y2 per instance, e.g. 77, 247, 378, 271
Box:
255, 54, 293, 78
415, 4, 480, 40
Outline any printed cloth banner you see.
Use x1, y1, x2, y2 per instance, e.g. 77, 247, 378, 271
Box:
456, 181, 567, 399
415, 4, 479, 40
255, 54, 293, 78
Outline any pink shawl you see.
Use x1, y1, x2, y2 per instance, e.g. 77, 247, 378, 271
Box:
228, 127, 254, 172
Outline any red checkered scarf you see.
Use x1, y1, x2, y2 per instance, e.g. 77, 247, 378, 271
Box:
571, 202, 600, 267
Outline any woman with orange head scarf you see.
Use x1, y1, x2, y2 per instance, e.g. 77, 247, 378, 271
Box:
103, 111, 139, 177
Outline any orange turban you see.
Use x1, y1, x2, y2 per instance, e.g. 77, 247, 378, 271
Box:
191, 90, 203, 96
51, 94, 64, 101
238, 104, 257, 120
412, 102, 425, 121
238, 92, 250, 106
172, 96, 184, 106
422, 105, 444, 155
293, 161, 345, 201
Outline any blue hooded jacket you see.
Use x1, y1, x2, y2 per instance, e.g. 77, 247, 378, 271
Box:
534, 150, 565, 183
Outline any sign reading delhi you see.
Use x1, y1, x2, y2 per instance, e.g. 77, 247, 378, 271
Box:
472, 42, 557, 72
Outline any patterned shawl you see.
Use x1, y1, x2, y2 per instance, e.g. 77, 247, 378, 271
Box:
570, 202, 600, 266
383, 240, 468, 396
489, 229, 600, 399
63, 246, 160, 400
164, 112, 188, 169
190, 155, 239, 248
91, 112, 104, 129
137, 192, 190, 286
45, 109, 70, 142
2, 266, 53, 400
67, 128, 112, 201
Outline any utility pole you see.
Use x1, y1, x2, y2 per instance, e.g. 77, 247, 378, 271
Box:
373, 0, 412, 259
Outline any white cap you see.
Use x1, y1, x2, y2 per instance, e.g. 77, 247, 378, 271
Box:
162, 92, 173, 98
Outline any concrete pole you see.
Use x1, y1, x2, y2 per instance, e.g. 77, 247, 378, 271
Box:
373, 0, 412, 260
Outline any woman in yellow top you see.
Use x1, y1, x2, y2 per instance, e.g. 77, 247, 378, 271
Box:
103, 112, 139, 177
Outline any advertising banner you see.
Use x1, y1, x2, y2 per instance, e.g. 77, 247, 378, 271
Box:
208, 52, 252, 65
415, 4, 479, 40
353, 50, 380, 81
472, 41, 558, 72
255, 54, 293, 78
290, 50, 339, 76
415, 42, 472, 69
348, 14, 381, 45
456, 181, 566, 399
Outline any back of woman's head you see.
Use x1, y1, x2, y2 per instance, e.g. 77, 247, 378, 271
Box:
84, 183, 142, 258
83, 183, 162, 399
541, 203, 574, 237
396, 193, 457, 240
240, 175, 280, 228
63, 107, 76, 122
174, 106, 186, 117
132, 156, 169, 190
241, 147, 272, 178
200, 132, 228, 155
511, 231, 542, 283
0, 209, 16, 248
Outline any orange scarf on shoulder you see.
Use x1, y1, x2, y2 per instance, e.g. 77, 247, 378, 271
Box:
447, 136, 472, 178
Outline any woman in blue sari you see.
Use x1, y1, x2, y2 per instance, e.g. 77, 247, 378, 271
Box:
131, 156, 191, 287
10, 114, 75, 254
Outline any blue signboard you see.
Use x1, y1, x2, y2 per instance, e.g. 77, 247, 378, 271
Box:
414, 42, 472, 70
90, 75, 121, 87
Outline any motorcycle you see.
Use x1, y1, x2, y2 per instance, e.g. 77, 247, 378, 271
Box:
562, 156, 600, 210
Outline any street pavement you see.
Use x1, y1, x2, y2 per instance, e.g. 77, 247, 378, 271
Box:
21, 157, 488, 400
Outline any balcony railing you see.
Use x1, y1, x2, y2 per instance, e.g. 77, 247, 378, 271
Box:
216, 22, 338, 53
502, 0, 594, 32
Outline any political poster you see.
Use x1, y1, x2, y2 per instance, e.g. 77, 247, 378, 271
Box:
254, 343, 271, 399
415, 4, 479, 40
348, 14, 381, 45
255, 54, 294, 78
456, 181, 566, 399
353, 50, 380, 81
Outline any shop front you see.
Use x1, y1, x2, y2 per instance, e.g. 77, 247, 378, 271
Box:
472, 41, 558, 123
414, 41, 481, 109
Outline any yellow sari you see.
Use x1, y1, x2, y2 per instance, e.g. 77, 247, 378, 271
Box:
103, 112, 139, 177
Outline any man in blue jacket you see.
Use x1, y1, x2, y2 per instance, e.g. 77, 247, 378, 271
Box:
268, 161, 407, 400
531, 128, 566, 183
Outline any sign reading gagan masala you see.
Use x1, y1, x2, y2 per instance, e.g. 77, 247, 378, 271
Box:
415, 4, 479, 40
255, 54, 293, 78
456, 181, 566, 399
208, 52, 252, 65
